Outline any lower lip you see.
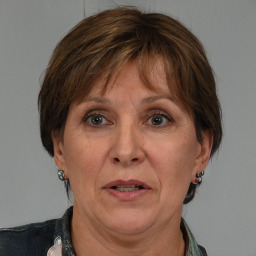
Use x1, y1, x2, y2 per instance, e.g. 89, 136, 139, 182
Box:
104, 188, 151, 201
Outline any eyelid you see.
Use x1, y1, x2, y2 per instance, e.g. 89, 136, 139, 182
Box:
80, 108, 175, 126
144, 110, 174, 122
81, 109, 111, 124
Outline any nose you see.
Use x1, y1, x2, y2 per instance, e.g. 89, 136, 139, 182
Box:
109, 122, 145, 167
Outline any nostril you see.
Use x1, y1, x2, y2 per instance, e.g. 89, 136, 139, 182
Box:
132, 158, 138, 162
114, 158, 120, 162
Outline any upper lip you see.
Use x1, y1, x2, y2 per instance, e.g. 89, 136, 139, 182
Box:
103, 179, 151, 189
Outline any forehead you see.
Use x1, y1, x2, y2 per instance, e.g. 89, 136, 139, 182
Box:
78, 58, 175, 102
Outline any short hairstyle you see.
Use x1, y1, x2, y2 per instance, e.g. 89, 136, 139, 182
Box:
38, 8, 222, 203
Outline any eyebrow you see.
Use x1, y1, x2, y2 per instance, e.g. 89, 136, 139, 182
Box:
140, 95, 176, 105
83, 97, 111, 104
82, 95, 175, 105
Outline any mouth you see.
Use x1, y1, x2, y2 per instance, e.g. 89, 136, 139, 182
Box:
103, 179, 151, 201
112, 185, 144, 192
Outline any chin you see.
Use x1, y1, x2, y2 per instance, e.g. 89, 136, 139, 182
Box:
103, 210, 156, 236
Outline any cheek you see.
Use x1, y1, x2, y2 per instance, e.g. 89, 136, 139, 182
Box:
148, 134, 198, 196
151, 137, 197, 173
63, 135, 108, 194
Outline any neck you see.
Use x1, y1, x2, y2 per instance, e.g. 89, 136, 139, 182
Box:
71, 204, 185, 256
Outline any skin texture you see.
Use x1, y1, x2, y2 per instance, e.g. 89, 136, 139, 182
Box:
52, 60, 212, 256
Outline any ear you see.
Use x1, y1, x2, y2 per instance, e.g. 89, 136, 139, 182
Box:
51, 131, 69, 180
192, 130, 213, 180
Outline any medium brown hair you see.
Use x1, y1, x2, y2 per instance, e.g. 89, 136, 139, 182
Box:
38, 8, 222, 203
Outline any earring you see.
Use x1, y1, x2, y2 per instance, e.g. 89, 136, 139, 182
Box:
194, 171, 205, 185
57, 170, 65, 181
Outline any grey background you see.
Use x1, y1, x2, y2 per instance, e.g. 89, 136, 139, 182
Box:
0, 0, 255, 255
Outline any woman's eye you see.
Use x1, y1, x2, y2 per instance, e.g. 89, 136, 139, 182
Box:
148, 114, 170, 126
86, 114, 109, 126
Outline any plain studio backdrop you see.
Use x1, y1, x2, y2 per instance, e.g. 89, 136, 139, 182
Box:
0, 0, 255, 255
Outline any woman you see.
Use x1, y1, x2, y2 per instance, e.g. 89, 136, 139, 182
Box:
0, 8, 222, 256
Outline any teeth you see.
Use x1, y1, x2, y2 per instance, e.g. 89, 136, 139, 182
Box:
116, 187, 140, 192
116, 185, 137, 188
114, 185, 141, 192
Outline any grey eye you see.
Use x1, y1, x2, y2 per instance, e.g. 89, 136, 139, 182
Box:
149, 114, 169, 126
89, 114, 107, 125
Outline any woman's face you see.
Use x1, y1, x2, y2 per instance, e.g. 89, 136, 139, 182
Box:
53, 60, 212, 236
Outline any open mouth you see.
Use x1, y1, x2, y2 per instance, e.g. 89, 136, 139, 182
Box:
111, 185, 145, 192
103, 179, 151, 200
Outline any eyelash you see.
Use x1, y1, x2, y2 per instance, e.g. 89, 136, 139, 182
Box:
145, 111, 174, 127
81, 110, 174, 127
82, 111, 110, 126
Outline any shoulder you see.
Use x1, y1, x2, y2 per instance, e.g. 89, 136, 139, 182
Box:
0, 218, 58, 256
198, 245, 208, 256
181, 218, 208, 256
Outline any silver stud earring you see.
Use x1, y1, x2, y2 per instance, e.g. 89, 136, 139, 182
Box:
194, 171, 205, 185
58, 170, 65, 181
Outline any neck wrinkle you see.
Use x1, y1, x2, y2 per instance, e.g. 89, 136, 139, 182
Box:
71, 204, 184, 256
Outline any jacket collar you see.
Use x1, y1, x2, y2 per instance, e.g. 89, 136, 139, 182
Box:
52, 207, 205, 256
